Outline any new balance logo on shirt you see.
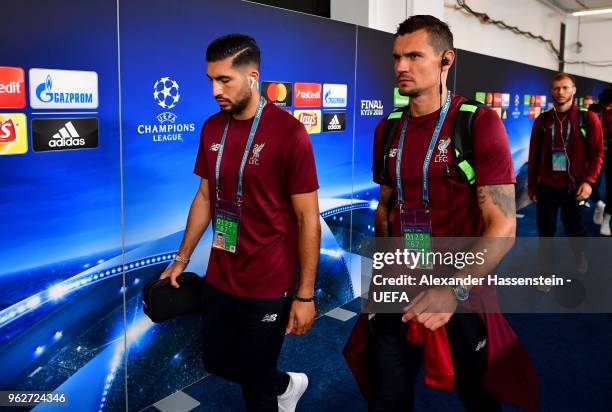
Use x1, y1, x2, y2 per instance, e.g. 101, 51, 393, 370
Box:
475, 338, 487, 352
261, 313, 278, 323
209, 143, 220, 152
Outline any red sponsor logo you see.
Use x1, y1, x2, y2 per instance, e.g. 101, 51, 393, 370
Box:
529, 107, 536, 119
486, 93, 493, 106
0, 67, 26, 109
298, 112, 318, 127
294, 110, 321, 134
493, 93, 502, 107
294, 82, 322, 107
535, 95, 542, 107
0, 118, 17, 143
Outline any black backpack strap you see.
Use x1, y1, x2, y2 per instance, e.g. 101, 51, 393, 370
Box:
451, 99, 485, 185
578, 107, 589, 138
538, 109, 550, 139
375, 106, 408, 185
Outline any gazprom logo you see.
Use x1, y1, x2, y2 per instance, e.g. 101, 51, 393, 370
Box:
29, 69, 98, 109
35, 75, 54, 103
322, 84, 347, 108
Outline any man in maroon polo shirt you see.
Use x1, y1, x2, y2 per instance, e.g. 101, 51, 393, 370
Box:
528, 73, 603, 269
160, 34, 321, 411
345, 15, 539, 412
590, 88, 612, 235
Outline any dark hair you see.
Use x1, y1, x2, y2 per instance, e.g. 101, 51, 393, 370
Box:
395, 15, 453, 54
551, 72, 575, 86
206, 34, 260, 68
599, 88, 612, 105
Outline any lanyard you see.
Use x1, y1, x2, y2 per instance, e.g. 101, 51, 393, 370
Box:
551, 110, 571, 147
215, 96, 265, 205
395, 91, 452, 208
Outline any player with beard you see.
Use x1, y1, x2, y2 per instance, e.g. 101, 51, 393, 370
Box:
160, 34, 321, 411
528, 74, 603, 270
344, 15, 539, 412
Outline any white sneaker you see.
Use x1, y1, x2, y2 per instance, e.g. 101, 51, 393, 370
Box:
278, 372, 308, 412
601, 213, 611, 236
593, 200, 606, 225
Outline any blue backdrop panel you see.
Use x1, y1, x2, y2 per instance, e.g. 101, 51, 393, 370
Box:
119, 0, 358, 409
0, 4, 124, 411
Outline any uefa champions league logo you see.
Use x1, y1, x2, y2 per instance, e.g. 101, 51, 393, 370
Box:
153, 77, 180, 109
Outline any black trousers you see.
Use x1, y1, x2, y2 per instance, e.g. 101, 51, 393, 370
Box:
591, 173, 603, 203
200, 281, 291, 412
590, 156, 612, 214
605, 157, 612, 215
536, 184, 586, 238
367, 313, 501, 412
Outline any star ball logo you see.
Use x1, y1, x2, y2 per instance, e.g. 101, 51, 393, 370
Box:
136, 76, 196, 143
262, 81, 292, 107
153, 77, 180, 109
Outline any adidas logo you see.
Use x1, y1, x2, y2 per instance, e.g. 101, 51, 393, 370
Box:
324, 112, 345, 132
328, 115, 341, 130
49, 121, 85, 148
261, 313, 278, 323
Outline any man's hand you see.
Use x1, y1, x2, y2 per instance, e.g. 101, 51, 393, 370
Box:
286, 300, 315, 336
576, 182, 592, 201
159, 261, 187, 288
402, 287, 457, 331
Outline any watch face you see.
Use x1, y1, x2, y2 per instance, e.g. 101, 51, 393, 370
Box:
454, 285, 469, 301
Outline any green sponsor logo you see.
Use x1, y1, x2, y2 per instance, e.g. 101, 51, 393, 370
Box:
524, 95, 531, 106
475, 92, 486, 104
394, 87, 409, 108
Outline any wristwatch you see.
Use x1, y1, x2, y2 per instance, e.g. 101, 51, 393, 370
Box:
451, 285, 469, 302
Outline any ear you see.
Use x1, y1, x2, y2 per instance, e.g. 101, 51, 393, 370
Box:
249, 70, 259, 89
441, 50, 455, 71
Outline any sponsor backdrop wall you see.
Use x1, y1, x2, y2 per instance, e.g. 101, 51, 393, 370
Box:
0, 1, 610, 411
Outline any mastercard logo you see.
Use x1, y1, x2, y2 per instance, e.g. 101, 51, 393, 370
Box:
262, 81, 292, 107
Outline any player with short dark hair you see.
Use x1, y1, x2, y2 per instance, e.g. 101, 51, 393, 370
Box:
160, 33, 321, 411
344, 15, 539, 412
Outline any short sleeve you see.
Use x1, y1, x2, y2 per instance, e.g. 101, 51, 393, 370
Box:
194, 122, 208, 178
472, 108, 516, 186
286, 123, 319, 194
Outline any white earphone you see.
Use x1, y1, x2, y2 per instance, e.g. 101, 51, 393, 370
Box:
249, 77, 255, 89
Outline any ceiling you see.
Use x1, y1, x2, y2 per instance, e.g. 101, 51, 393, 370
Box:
547, 0, 612, 13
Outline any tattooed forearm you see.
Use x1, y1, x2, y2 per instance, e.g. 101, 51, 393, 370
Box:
477, 185, 516, 219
